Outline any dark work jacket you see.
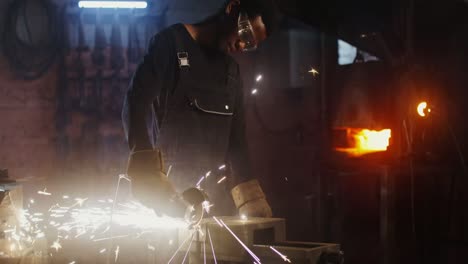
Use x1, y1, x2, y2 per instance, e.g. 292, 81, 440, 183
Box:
122, 24, 251, 208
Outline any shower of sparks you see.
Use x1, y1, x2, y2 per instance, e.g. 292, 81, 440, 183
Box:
5, 169, 276, 263
181, 233, 196, 264
218, 218, 261, 263
71, 201, 187, 231
207, 228, 218, 264
167, 231, 195, 264
4, 176, 188, 261
256, 74, 263, 82
269, 246, 292, 263
69, 261, 76, 264
251, 89, 258, 95
217, 176, 227, 184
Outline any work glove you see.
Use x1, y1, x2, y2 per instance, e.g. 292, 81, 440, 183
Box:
127, 149, 186, 217
231, 179, 272, 218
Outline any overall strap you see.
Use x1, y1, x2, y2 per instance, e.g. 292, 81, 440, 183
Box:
171, 24, 190, 70
154, 25, 188, 128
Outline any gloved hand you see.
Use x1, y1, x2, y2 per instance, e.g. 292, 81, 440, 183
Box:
231, 179, 272, 218
127, 149, 186, 217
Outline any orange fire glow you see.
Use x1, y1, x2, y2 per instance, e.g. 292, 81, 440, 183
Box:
335, 128, 391, 157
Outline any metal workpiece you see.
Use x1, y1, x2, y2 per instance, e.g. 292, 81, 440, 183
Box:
179, 217, 286, 262
253, 242, 343, 264
179, 217, 341, 264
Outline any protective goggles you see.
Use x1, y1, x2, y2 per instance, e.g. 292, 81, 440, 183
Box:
237, 12, 257, 51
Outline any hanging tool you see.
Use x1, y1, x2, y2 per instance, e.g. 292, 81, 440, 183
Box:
88, 10, 107, 112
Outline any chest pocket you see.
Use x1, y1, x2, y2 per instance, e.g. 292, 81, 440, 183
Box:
184, 61, 238, 117
170, 25, 239, 117
187, 89, 235, 116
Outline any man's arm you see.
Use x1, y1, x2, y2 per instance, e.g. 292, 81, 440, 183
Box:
122, 32, 185, 217
123, 33, 174, 151
226, 67, 251, 187
227, 64, 272, 218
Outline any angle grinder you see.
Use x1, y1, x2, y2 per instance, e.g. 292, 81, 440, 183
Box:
181, 187, 209, 228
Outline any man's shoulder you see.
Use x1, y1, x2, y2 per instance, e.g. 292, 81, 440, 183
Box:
149, 24, 180, 47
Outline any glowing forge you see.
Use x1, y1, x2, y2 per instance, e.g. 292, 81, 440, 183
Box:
335, 128, 391, 157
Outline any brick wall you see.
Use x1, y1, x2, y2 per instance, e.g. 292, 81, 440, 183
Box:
0, 54, 58, 183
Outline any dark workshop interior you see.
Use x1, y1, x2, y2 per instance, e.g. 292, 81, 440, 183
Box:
1, 0, 468, 263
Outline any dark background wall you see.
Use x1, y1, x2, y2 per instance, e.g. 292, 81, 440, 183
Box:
0, 0, 58, 189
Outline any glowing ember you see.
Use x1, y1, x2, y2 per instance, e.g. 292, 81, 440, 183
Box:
217, 176, 227, 184
308, 67, 319, 76
114, 245, 120, 262
335, 128, 391, 156
37, 188, 51, 196
202, 201, 213, 213
196, 177, 205, 187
